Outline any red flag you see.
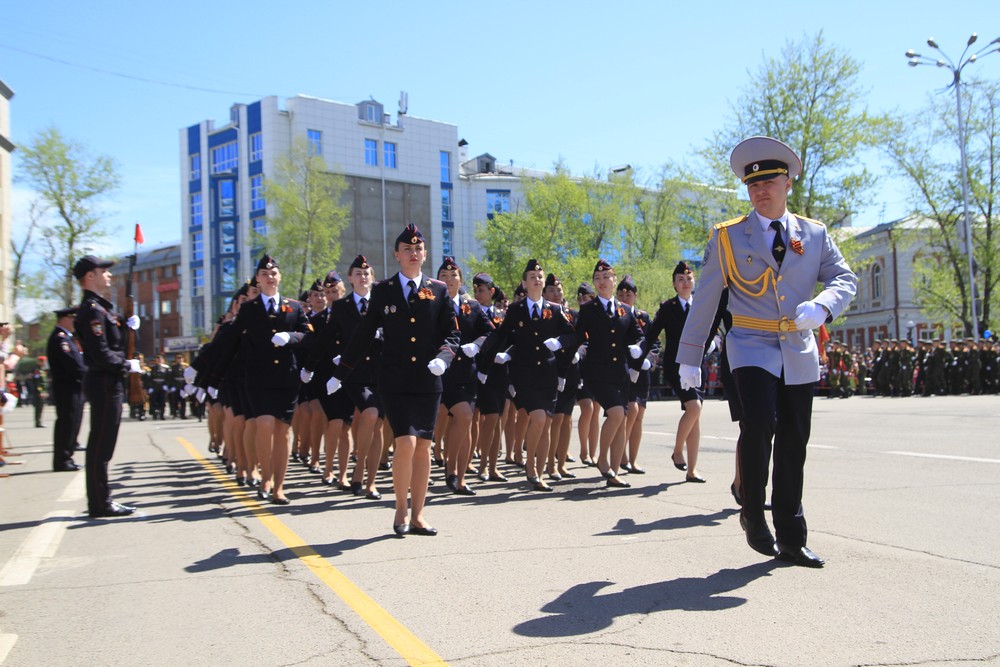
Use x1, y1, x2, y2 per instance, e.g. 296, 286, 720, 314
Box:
818, 324, 831, 363
134, 223, 144, 245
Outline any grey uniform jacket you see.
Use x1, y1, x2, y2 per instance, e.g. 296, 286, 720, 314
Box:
676, 210, 857, 385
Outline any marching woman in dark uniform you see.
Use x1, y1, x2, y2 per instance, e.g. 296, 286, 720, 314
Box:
73, 255, 143, 517
471, 277, 509, 483
574, 282, 600, 467
617, 275, 656, 474
327, 225, 459, 536
212, 254, 311, 505
437, 257, 495, 496
477, 259, 576, 492
47, 306, 86, 471
543, 273, 578, 481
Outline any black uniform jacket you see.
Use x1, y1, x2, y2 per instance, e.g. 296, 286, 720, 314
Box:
74, 290, 129, 376
443, 294, 496, 386
333, 276, 459, 394
477, 298, 576, 388
305, 294, 382, 387
46, 326, 86, 386
572, 298, 645, 384
643, 290, 728, 368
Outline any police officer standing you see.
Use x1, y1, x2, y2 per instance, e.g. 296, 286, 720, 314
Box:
47, 306, 87, 471
73, 255, 143, 518
677, 137, 857, 568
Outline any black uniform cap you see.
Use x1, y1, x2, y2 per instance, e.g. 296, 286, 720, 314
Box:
323, 271, 341, 287
545, 273, 561, 288
523, 258, 543, 274
577, 282, 596, 297
593, 258, 614, 274
472, 272, 494, 288
349, 255, 370, 271
438, 256, 460, 273
256, 254, 279, 272
54, 306, 78, 318
673, 261, 693, 278
72, 255, 115, 279
395, 223, 425, 246
616, 275, 637, 293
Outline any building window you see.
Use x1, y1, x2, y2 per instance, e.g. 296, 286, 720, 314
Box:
250, 132, 262, 162
307, 129, 322, 156
251, 174, 265, 211
221, 257, 238, 292
365, 104, 378, 122
486, 190, 510, 217
383, 142, 397, 168
365, 139, 378, 166
163, 265, 173, 278
253, 217, 267, 239
441, 189, 452, 222
161, 300, 172, 315
190, 192, 203, 227
872, 263, 883, 301
192, 232, 204, 261
220, 221, 236, 254
440, 151, 451, 182
190, 153, 201, 180
218, 180, 235, 217
210, 141, 238, 173
192, 267, 204, 297
442, 226, 453, 256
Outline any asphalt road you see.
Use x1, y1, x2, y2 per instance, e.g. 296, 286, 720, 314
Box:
1, 393, 998, 667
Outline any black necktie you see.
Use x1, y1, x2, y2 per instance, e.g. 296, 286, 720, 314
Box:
532, 304, 540, 319
683, 301, 689, 313
770, 220, 786, 266
406, 280, 417, 305
267, 298, 276, 316
359, 297, 367, 315
606, 300, 613, 317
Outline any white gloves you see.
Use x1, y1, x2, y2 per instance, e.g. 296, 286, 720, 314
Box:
641, 358, 652, 371
572, 349, 582, 365
577, 345, 588, 361
300, 368, 313, 383
557, 377, 566, 392
461, 342, 480, 357
332, 355, 341, 366
477, 372, 488, 384
794, 301, 828, 331
184, 366, 197, 383
126, 315, 140, 330
147, 387, 153, 395
207, 386, 218, 399
628, 344, 643, 359
427, 358, 447, 376
375, 327, 384, 341
326, 376, 342, 394
494, 352, 511, 365
629, 369, 640, 383
707, 334, 723, 355
181, 384, 196, 397
195, 388, 206, 403
271, 332, 291, 346
679, 364, 702, 391
126, 359, 141, 373
543, 338, 562, 352
508, 385, 516, 398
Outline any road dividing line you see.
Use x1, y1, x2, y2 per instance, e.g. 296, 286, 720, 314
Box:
0, 511, 75, 587
0, 634, 17, 664
176, 437, 448, 667
887, 451, 1000, 465
57, 471, 86, 502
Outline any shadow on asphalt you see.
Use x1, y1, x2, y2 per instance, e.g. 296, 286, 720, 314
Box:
513, 560, 781, 637
595, 508, 739, 535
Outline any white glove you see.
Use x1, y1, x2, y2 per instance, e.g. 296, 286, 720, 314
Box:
679, 364, 702, 391
126, 359, 141, 373
332, 355, 341, 366
300, 368, 314, 383
494, 352, 511, 365
183, 366, 197, 383
577, 345, 588, 360
572, 349, 582, 365
375, 327, 384, 341
181, 384, 196, 397
628, 344, 643, 359
271, 332, 291, 346
1, 393, 18, 414
195, 388, 206, 403
707, 334, 723, 355
461, 342, 480, 357
427, 358, 447, 376
557, 377, 566, 392
543, 338, 562, 352
326, 376, 342, 394
629, 369, 640, 383
147, 387, 153, 394
207, 386, 218, 399
508, 385, 516, 398
793, 301, 828, 331
126, 315, 140, 330
477, 372, 488, 384
641, 358, 652, 371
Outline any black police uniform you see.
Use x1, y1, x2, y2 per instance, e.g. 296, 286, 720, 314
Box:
572, 297, 644, 410
47, 321, 86, 469
75, 289, 132, 514
442, 293, 495, 410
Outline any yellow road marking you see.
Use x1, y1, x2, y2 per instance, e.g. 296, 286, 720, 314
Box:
176, 437, 447, 666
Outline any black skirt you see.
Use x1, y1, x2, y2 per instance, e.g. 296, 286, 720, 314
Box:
245, 384, 297, 423
380, 390, 441, 440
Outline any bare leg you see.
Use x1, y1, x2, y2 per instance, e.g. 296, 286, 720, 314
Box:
243, 417, 258, 484
627, 404, 646, 469
270, 420, 291, 500
597, 405, 626, 477
447, 402, 475, 490
675, 399, 702, 475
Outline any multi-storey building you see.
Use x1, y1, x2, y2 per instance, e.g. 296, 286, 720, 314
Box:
0, 78, 14, 325
113, 243, 183, 359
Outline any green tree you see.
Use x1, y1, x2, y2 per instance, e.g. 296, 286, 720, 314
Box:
260, 138, 351, 294
16, 126, 120, 307
700, 31, 889, 226
882, 78, 1000, 336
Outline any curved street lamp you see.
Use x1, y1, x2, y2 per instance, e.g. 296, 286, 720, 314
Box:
906, 34, 1000, 341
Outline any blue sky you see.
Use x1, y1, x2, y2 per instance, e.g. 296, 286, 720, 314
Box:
4, 1, 999, 258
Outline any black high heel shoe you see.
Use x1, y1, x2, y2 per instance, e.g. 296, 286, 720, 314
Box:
671, 455, 688, 471
730, 483, 743, 506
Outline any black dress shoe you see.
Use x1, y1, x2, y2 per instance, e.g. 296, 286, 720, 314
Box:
776, 544, 825, 568
89, 502, 135, 518
410, 525, 438, 536
290, 453, 301, 463
258, 489, 271, 501
685, 474, 707, 483
309, 466, 322, 474
454, 485, 476, 496
547, 472, 562, 481
393, 523, 410, 537
527, 476, 554, 492
350, 481, 364, 496
730, 483, 743, 506
558, 470, 577, 479
379, 461, 392, 471
366, 490, 382, 500
629, 466, 646, 475
336, 481, 352, 492
321, 477, 334, 486
488, 473, 508, 482
606, 476, 631, 488
671, 455, 688, 471
740, 514, 778, 557
621, 462, 633, 473
445, 473, 458, 490
248, 478, 261, 488
565, 455, 576, 463
271, 495, 291, 506
235, 476, 246, 486
74, 445, 86, 451
54, 462, 82, 472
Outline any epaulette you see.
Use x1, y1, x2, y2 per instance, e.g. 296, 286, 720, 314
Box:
427, 278, 446, 287
713, 215, 748, 230
791, 213, 826, 227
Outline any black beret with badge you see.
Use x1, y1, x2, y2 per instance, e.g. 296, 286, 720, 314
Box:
593, 258, 614, 274
349, 255, 370, 271
395, 223, 425, 246
523, 258, 543, 274
438, 256, 460, 273
545, 273, 561, 288
616, 274, 637, 293
323, 270, 341, 287
54, 306, 78, 318
472, 272, 494, 288
577, 281, 596, 297
730, 136, 802, 185
673, 261, 693, 278
255, 253, 279, 272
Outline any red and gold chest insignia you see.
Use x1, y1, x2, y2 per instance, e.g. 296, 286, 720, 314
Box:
542, 308, 552, 320
790, 239, 804, 255
617, 306, 626, 318
90, 321, 104, 337
417, 287, 434, 300
460, 303, 472, 316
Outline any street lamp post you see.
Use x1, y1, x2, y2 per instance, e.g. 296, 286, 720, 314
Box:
906, 34, 1000, 342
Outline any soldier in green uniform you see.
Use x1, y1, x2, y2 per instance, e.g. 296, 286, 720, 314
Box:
148, 353, 170, 420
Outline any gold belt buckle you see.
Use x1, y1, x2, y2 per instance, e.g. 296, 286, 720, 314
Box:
778, 316, 791, 332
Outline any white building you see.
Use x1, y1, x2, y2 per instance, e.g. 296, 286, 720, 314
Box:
0, 79, 14, 325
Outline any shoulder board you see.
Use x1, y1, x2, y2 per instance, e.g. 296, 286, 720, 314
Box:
426, 278, 446, 287
57, 331, 68, 338
792, 213, 826, 227
713, 214, 749, 230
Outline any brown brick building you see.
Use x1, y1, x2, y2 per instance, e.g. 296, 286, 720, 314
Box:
113, 243, 183, 360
